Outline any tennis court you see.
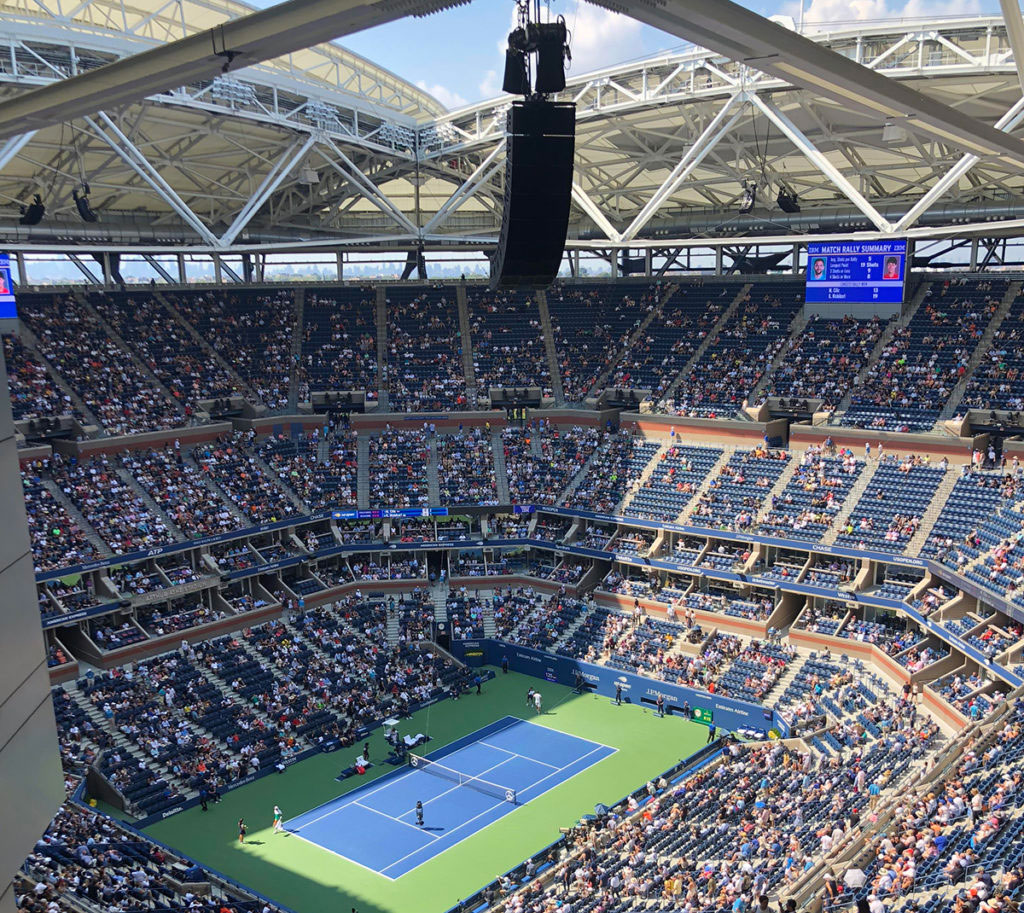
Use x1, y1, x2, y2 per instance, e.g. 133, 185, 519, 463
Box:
285, 716, 615, 878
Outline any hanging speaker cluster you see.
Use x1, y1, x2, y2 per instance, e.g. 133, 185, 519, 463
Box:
490, 100, 576, 290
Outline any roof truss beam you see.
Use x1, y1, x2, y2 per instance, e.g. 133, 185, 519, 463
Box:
588, 0, 1024, 167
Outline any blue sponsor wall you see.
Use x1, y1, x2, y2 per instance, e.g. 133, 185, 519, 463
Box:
451, 639, 788, 738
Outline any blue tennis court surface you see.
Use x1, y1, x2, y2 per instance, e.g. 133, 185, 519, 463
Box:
285, 716, 615, 878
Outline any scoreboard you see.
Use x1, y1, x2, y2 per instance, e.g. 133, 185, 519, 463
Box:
805, 240, 907, 306
0, 253, 15, 319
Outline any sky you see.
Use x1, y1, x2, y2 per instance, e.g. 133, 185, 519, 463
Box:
335, 0, 998, 110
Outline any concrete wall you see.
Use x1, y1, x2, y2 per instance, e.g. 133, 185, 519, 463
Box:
0, 351, 64, 913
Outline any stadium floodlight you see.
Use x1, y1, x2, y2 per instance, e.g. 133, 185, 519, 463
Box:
18, 193, 44, 226
73, 184, 99, 223
739, 181, 757, 214
777, 187, 800, 213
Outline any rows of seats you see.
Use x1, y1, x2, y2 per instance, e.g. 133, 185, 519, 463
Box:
368, 427, 428, 508
437, 429, 498, 505
173, 289, 294, 409
89, 291, 238, 413
757, 449, 864, 542
834, 458, 946, 553
605, 280, 734, 398
21, 463, 99, 573
688, 446, 791, 530
386, 286, 465, 410
3, 332, 70, 420
623, 443, 723, 521
19, 292, 183, 434
666, 283, 804, 416
502, 424, 601, 506
299, 288, 378, 396
50, 455, 177, 553
547, 283, 655, 402
120, 447, 238, 538
920, 469, 1014, 559
960, 285, 1024, 410
258, 430, 358, 510
843, 277, 1008, 431
562, 432, 659, 513
192, 433, 301, 524
468, 288, 550, 393
761, 314, 891, 407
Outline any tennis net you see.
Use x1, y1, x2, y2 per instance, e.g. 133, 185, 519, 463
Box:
408, 753, 517, 804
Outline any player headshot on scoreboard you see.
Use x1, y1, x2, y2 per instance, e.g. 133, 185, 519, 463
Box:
0, 267, 10, 296
809, 257, 827, 280
883, 256, 901, 280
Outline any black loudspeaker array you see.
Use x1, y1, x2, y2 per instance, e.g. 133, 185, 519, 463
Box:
490, 100, 576, 289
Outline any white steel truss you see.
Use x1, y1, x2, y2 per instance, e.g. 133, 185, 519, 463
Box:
0, 16, 1022, 254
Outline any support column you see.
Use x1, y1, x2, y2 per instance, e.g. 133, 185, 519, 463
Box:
715, 247, 723, 276
213, 255, 222, 285
970, 238, 979, 271
15, 253, 26, 286
336, 251, 344, 280
177, 254, 186, 284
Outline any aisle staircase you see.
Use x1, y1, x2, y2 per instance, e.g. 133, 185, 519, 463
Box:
456, 284, 477, 407
820, 459, 882, 545
536, 290, 565, 405
906, 468, 961, 555
661, 282, 753, 405
835, 279, 932, 415
747, 309, 811, 403
357, 433, 370, 510
375, 286, 389, 410
427, 433, 441, 507
491, 429, 510, 503
938, 280, 1023, 421
286, 287, 305, 412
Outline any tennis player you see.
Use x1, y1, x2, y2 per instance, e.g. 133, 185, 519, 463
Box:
415, 801, 424, 827
533, 691, 542, 713
273, 805, 284, 833
238, 818, 247, 844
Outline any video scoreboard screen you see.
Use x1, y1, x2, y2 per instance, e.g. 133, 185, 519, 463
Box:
0, 253, 15, 319
805, 240, 907, 306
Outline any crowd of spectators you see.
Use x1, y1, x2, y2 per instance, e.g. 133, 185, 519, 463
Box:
547, 284, 655, 402
503, 423, 601, 506
369, 427, 429, 508
89, 291, 238, 414
172, 289, 294, 410
666, 287, 803, 417
3, 333, 71, 421
20, 293, 182, 434
192, 432, 301, 524
50, 455, 177, 554
468, 289, 551, 393
121, 447, 238, 538
22, 460, 100, 572
299, 289, 378, 397
258, 430, 358, 511
761, 315, 889, 408
437, 428, 499, 505
386, 287, 466, 410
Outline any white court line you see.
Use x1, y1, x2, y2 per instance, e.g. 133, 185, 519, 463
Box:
288, 716, 523, 833
476, 740, 560, 770
352, 799, 441, 839
286, 829, 401, 881
380, 741, 618, 878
